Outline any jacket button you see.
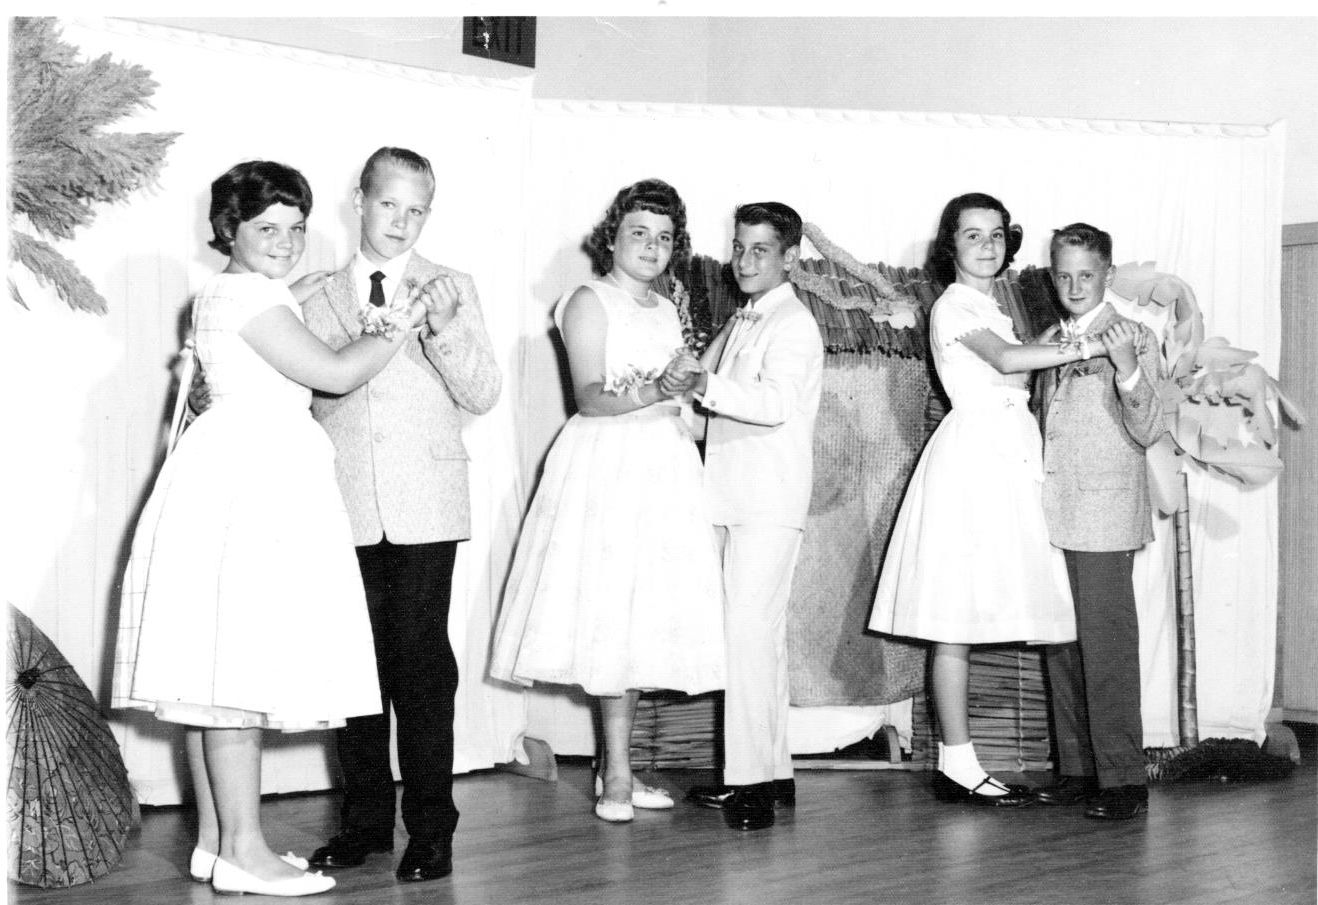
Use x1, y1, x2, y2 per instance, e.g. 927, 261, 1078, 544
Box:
373, 432, 385, 443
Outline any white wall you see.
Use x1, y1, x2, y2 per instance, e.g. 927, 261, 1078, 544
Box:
142, 16, 1317, 224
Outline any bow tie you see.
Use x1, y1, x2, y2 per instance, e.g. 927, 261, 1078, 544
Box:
732, 308, 762, 323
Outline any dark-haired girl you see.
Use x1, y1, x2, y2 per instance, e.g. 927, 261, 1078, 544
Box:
870, 193, 1099, 807
113, 161, 426, 896
490, 179, 724, 823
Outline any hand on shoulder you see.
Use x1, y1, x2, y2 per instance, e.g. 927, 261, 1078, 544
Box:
288, 270, 332, 304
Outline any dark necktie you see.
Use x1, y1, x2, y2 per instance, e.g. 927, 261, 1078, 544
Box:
368, 270, 386, 308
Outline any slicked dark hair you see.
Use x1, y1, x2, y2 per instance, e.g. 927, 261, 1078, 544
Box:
584, 179, 690, 277
927, 192, 1023, 287
208, 160, 312, 256
1050, 222, 1113, 266
359, 146, 435, 197
734, 201, 803, 251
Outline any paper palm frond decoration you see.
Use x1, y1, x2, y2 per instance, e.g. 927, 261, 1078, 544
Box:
1112, 262, 1306, 512
8, 17, 179, 314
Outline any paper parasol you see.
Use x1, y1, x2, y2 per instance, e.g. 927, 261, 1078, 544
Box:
7, 605, 138, 887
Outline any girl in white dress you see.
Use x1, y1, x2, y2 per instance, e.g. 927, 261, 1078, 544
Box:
490, 180, 724, 823
870, 193, 1100, 806
112, 161, 426, 896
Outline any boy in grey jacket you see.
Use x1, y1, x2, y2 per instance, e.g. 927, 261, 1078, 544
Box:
1035, 223, 1164, 821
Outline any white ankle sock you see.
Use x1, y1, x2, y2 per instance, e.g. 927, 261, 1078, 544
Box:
939, 742, 1007, 796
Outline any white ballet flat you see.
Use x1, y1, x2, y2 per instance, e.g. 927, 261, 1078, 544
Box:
594, 774, 675, 810
593, 797, 635, 823
210, 857, 335, 897
190, 848, 309, 882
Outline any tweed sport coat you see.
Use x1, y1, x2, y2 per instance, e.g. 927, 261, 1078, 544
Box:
303, 253, 501, 546
1037, 301, 1165, 553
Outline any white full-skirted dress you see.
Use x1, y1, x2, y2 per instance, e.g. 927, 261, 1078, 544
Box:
869, 282, 1075, 644
489, 280, 725, 696
111, 272, 382, 731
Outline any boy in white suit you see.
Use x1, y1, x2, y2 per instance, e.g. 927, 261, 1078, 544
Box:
305, 148, 501, 880
678, 202, 824, 831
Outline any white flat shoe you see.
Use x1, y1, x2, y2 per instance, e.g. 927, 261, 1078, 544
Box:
190, 849, 309, 882
211, 858, 335, 897
594, 774, 674, 810
593, 797, 635, 823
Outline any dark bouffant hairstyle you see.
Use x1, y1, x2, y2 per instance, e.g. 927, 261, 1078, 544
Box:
583, 179, 690, 277
358, 146, 435, 197
1050, 222, 1113, 266
208, 160, 312, 257
734, 201, 803, 251
927, 192, 1023, 287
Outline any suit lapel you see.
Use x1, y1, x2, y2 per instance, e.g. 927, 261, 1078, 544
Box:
718, 316, 756, 373
324, 268, 364, 340
397, 253, 430, 304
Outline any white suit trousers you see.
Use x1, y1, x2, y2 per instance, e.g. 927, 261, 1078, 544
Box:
716, 524, 803, 786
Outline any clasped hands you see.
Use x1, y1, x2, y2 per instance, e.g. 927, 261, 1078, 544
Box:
656, 349, 704, 399
289, 271, 460, 332
1040, 320, 1144, 372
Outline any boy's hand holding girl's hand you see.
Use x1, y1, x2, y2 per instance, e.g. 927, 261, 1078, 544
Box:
657, 349, 704, 399
1100, 321, 1140, 377
411, 274, 462, 334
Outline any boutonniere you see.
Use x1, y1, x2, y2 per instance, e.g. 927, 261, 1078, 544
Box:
1067, 359, 1107, 378
604, 363, 662, 406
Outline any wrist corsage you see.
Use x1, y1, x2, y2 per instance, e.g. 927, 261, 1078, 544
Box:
604, 364, 660, 404
1057, 320, 1091, 359
359, 280, 418, 341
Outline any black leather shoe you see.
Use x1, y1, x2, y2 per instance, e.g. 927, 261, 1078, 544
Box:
687, 778, 796, 809
723, 785, 775, 831
395, 837, 453, 882
308, 828, 394, 868
1084, 784, 1148, 820
931, 771, 1035, 807
1035, 775, 1100, 806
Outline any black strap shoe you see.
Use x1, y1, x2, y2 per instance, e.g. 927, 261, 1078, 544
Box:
1084, 785, 1148, 820
308, 827, 394, 868
687, 778, 796, 809
931, 771, 1035, 807
724, 785, 775, 831
395, 837, 453, 882
1035, 775, 1100, 806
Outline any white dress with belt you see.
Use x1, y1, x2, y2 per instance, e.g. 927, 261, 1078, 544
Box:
489, 279, 725, 696
869, 282, 1075, 645
112, 272, 382, 730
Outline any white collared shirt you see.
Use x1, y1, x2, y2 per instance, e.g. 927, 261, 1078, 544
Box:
350, 250, 412, 312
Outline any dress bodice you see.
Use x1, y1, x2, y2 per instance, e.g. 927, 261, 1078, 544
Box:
928, 283, 1029, 410
554, 279, 684, 392
193, 272, 312, 412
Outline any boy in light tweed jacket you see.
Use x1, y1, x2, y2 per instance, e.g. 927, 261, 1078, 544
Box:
1035, 223, 1164, 821
304, 147, 500, 882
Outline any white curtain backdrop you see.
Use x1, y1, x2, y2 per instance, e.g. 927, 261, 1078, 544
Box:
4, 26, 1285, 805
519, 100, 1284, 757
1, 18, 531, 804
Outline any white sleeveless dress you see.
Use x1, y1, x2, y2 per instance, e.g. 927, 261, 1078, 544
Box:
489, 280, 725, 696
112, 272, 382, 730
869, 283, 1075, 644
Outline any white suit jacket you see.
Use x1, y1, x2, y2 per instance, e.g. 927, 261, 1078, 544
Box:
698, 282, 824, 530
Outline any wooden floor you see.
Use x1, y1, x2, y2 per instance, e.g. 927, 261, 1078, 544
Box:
11, 755, 1316, 905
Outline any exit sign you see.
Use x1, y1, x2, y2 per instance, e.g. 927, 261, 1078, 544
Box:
462, 17, 536, 69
